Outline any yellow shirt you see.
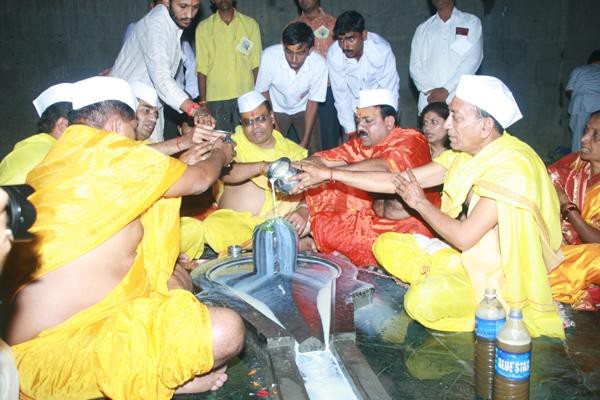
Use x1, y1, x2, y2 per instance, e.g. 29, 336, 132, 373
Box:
195, 10, 262, 101
0, 133, 56, 185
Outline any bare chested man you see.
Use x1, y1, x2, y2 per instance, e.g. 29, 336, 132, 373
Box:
180, 91, 307, 258
287, 89, 437, 266
6, 76, 243, 399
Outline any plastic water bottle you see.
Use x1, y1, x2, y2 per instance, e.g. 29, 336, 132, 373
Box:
475, 288, 506, 399
493, 308, 531, 400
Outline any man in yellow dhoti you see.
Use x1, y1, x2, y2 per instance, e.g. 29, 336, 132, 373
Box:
295, 75, 565, 338
5, 76, 243, 399
0, 83, 73, 184
547, 110, 600, 310
181, 91, 307, 258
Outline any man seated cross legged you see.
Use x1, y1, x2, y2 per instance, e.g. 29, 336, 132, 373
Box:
180, 90, 307, 259
6, 76, 244, 400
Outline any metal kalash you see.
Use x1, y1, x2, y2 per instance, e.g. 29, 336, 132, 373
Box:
191, 218, 391, 400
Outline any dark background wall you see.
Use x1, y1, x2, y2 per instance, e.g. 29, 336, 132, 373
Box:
1, 0, 598, 160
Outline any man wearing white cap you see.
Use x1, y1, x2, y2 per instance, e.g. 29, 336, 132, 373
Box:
130, 80, 161, 141
111, 0, 212, 143
130, 81, 216, 158
0, 83, 72, 184
7, 76, 243, 398
180, 90, 307, 259
296, 75, 565, 338
290, 88, 436, 267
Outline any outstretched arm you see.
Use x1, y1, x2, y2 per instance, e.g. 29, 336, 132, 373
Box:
220, 161, 269, 184
393, 171, 497, 251
166, 140, 235, 197
292, 160, 447, 194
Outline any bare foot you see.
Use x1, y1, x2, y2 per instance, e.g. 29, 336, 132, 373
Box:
298, 236, 317, 252
175, 366, 229, 394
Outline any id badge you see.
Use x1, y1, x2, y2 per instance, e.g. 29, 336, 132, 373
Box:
237, 36, 254, 55
314, 25, 330, 40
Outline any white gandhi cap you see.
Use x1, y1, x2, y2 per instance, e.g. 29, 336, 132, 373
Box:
32, 83, 73, 117
71, 76, 138, 112
237, 90, 267, 113
129, 81, 160, 108
357, 89, 397, 111
455, 75, 523, 129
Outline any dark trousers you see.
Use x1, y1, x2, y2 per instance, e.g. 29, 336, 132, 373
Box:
275, 110, 322, 155
207, 98, 239, 132
318, 86, 342, 150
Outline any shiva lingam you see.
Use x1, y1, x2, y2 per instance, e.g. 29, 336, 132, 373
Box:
191, 218, 391, 400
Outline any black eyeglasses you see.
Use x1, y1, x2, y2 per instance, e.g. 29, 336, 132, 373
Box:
240, 114, 269, 127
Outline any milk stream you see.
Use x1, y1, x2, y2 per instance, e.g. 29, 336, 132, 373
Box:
295, 280, 357, 400
229, 275, 358, 399
270, 178, 278, 217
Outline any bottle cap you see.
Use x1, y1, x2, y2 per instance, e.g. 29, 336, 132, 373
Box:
508, 308, 523, 320
484, 288, 497, 298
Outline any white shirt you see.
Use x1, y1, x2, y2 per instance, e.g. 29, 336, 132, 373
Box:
255, 44, 328, 115
177, 40, 200, 99
111, 5, 188, 141
327, 32, 400, 133
409, 7, 483, 113
566, 63, 600, 114
123, 21, 199, 99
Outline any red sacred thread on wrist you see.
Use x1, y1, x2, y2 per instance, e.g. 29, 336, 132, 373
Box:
185, 102, 200, 117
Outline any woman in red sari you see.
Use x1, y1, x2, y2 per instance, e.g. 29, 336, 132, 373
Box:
548, 111, 600, 310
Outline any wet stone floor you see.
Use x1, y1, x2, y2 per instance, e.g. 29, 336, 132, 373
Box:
177, 270, 600, 400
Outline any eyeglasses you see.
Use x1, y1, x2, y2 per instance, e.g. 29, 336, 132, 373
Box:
240, 114, 269, 127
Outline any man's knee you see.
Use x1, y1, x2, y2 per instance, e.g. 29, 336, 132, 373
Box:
404, 283, 436, 323
208, 307, 245, 362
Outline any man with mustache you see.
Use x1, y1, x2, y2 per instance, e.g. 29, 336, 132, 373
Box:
111, 0, 211, 143
288, 89, 436, 267
294, 76, 566, 339
326, 10, 400, 138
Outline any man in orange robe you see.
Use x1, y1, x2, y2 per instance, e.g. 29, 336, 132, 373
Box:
548, 110, 600, 310
301, 89, 438, 266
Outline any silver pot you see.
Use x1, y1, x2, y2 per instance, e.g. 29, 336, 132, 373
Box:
267, 157, 300, 194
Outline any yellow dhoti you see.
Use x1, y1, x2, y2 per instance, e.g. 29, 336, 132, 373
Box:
374, 134, 566, 339
374, 233, 477, 332
181, 127, 307, 258
13, 125, 214, 400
